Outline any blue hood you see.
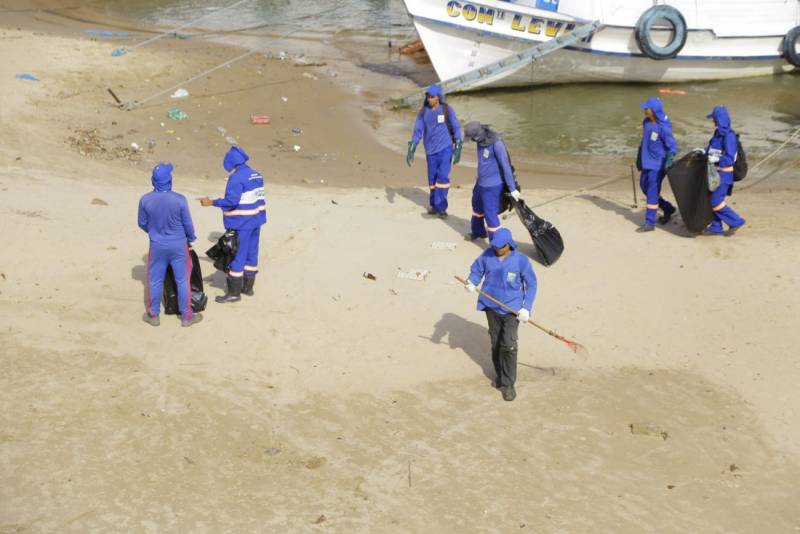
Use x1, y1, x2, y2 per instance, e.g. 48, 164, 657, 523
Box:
424, 84, 445, 107
151, 163, 173, 192
223, 146, 250, 172
640, 97, 670, 125
706, 105, 732, 135
490, 228, 516, 250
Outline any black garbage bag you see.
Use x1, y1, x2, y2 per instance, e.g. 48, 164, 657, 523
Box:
666, 150, 714, 234
206, 229, 238, 273
163, 249, 208, 315
514, 199, 564, 266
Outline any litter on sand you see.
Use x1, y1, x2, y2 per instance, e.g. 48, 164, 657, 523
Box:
293, 145, 301, 152
82, 29, 130, 38
251, 115, 271, 125
658, 88, 688, 95
15, 74, 39, 81
225, 136, 238, 145
170, 88, 189, 99
362, 272, 377, 281
281, 96, 288, 102
302, 72, 318, 80
396, 269, 430, 281
167, 107, 188, 121
431, 241, 457, 251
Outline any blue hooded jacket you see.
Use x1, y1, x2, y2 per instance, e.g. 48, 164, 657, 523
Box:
411, 84, 462, 156
639, 97, 679, 171
138, 163, 196, 246
467, 123, 517, 190
706, 106, 738, 175
213, 146, 267, 230
468, 229, 537, 314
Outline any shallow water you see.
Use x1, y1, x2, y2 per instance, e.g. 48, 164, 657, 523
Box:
102, 0, 799, 169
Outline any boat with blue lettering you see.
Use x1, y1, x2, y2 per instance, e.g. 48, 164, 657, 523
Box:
401, 0, 800, 90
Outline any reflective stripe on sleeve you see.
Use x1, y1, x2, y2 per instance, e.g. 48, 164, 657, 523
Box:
646, 204, 659, 210
224, 205, 266, 216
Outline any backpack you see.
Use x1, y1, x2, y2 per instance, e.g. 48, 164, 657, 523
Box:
417, 101, 456, 143
733, 134, 748, 182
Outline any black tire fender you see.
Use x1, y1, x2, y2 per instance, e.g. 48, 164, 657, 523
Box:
635, 5, 688, 60
784, 26, 800, 67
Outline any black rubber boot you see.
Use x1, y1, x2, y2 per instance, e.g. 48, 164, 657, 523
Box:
658, 206, 676, 225
215, 276, 242, 303
242, 274, 256, 297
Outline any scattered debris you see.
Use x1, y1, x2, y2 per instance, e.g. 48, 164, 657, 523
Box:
659, 88, 688, 96
183, 456, 195, 464
251, 115, 271, 125
82, 29, 130, 38
305, 456, 326, 469
629, 422, 669, 440
130, 142, 140, 151
167, 107, 188, 121
397, 269, 430, 281
292, 128, 302, 135
389, 288, 398, 295
281, 96, 288, 102
667, 484, 676, 490
363, 272, 377, 281
225, 136, 238, 145
331, 200, 338, 205
264, 447, 281, 456
399, 39, 425, 55
431, 241, 457, 251
147, 139, 156, 151
15, 73, 38, 81
91, 198, 109, 206
313, 515, 327, 524
293, 145, 301, 152
302, 72, 318, 80
170, 88, 189, 99
67, 128, 141, 162
293, 57, 327, 67
216, 126, 227, 135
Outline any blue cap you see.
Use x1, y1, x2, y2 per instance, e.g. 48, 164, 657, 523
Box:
490, 228, 514, 249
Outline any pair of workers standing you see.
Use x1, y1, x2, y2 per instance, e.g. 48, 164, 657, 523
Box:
636, 97, 746, 235
138, 145, 266, 326
407, 84, 523, 239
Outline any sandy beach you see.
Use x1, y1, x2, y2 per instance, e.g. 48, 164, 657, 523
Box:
2, 3, 800, 532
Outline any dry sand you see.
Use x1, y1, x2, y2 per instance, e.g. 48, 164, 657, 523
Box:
1, 4, 800, 533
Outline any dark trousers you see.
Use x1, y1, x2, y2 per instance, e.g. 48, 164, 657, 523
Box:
486, 309, 519, 388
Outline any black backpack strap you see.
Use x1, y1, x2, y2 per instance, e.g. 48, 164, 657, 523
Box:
441, 102, 456, 143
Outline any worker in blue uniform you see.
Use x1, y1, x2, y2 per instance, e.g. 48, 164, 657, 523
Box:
463, 121, 521, 240
705, 105, 746, 235
637, 97, 677, 232
200, 146, 266, 302
138, 163, 202, 327
465, 228, 537, 401
407, 84, 463, 218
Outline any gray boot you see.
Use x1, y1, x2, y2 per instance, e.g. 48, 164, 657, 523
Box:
242, 274, 256, 297
142, 313, 160, 327
181, 313, 204, 328
215, 276, 242, 303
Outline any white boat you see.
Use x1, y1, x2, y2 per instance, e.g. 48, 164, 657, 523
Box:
401, 0, 800, 90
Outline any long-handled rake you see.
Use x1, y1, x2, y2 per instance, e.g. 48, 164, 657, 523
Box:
455, 276, 587, 356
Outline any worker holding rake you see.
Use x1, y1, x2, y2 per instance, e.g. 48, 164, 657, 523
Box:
464, 228, 536, 402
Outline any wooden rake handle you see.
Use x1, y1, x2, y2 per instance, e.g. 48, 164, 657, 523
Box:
454, 276, 585, 354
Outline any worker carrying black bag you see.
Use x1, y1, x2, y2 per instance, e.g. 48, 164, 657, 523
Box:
163, 249, 208, 315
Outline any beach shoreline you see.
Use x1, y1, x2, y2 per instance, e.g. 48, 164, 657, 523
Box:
2, 3, 800, 531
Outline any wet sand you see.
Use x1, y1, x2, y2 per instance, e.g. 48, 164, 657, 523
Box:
2, 3, 800, 532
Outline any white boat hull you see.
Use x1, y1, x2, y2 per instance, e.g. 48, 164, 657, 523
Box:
405, 0, 800, 88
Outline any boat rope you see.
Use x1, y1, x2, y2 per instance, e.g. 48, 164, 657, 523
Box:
125, 28, 299, 109
114, 0, 255, 56
740, 126, 800, 189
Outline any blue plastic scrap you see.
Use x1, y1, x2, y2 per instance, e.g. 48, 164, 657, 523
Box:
15, 74, 39, 81
82, 29, 130, 38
